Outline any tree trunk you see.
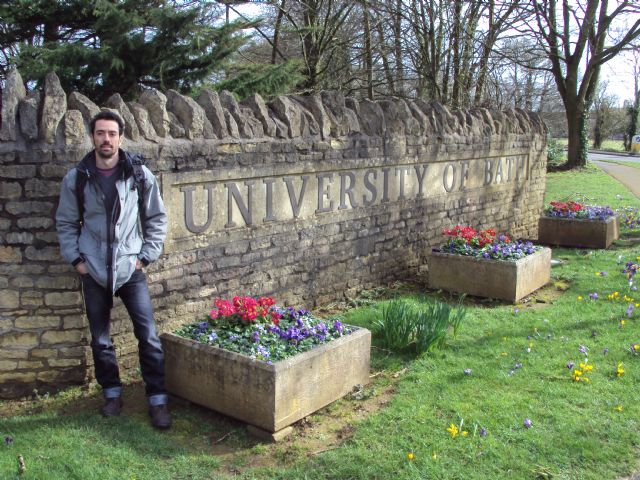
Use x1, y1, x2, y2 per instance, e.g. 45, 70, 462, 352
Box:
361, 0, 373, 99
565, 104, 589, 168
393, 0, 404, 95
271, 0, 286, 64
375, 15, 395, 95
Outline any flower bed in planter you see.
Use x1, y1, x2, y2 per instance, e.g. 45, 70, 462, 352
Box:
428, 227, 551, 302
538, 201, 619, 249
161, 297, 371, 438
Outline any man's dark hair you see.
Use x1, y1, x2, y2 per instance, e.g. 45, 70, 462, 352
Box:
90, 111, 125, 135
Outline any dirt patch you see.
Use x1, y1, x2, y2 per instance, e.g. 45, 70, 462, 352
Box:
211, 377, 398, 475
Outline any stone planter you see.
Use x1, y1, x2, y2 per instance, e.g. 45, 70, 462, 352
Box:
427, 247, 552, 303
537, 216, 619, 249
161, 327, 371, 439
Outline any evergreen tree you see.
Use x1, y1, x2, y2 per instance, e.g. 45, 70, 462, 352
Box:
0, 0, 250, 102
211, 60, 303, 100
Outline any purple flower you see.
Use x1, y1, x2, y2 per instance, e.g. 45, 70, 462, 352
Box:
479, 427, 487, 437
463, 368, 472, 375
566, 361, 574, 370
589, 292, 599, 300
626, 304, 634, 317
333, 320, 344, 334
251, 331, 260, 343
256, 344, 270, 359
523, 418, 532, 428
197, 321, 209, 331
514, 308, 520, 315
514, 363, 523, 369
603, 347, 609, 355
599, 271, 607, 277
578, 345, 588, 355
632, 286, 638, 292
207, 331, 218, 343
4, 436, 12, 446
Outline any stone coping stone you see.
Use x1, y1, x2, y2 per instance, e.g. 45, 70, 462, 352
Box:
537, 215, 619, 249
161, 327, 371, 434
427, 247, 552, 303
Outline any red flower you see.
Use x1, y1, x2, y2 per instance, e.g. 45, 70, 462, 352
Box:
258, 297, 275, 307
214, 299, 236, 316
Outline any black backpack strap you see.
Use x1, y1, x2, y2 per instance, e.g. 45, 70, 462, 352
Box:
74, 169, 88, 226
129, 155, 147, 222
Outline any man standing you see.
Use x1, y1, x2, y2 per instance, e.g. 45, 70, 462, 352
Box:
56, 111, 171, 429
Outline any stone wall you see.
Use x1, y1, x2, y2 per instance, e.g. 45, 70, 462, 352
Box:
0, 69, 547, 398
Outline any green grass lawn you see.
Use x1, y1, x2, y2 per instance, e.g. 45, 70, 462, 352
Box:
553, 138, 626, 153
594, 159, 640, 170
1, 166, 639, 479
595, 139, 626, 153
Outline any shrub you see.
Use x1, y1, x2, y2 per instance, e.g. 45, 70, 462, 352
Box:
373, 298, 465, 354
547, 137, 566, 169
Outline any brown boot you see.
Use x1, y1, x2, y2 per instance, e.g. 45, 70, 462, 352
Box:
149, 404, 171, 429
100, 397, 123, 417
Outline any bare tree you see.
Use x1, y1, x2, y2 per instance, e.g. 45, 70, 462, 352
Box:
624, 48, 640, 150
592, 82, 618, 149
474, 0, 524, 104
520, 0, 640, 168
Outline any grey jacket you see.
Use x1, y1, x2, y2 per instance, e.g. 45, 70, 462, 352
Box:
56, 149, 167, 293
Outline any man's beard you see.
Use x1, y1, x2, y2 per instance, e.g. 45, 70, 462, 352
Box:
97, 143, 117, 160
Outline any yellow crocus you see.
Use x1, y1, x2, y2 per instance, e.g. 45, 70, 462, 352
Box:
447, 423, 459, 438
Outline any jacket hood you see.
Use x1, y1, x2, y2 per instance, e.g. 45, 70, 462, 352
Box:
76, 149, 142, 179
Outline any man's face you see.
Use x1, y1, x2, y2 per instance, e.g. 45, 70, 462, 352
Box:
92, 119, 122, 161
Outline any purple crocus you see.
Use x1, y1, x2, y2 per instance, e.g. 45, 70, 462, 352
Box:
256, 345, 270, 359
578, 345, 588, 355
523, 418, 533, 428
626, 304, 634, 317
588, 292, 599, 300
463, 368, 472, 375
479, 427, 487, 437
566, 361, 575, 370
4, 436, 12, 446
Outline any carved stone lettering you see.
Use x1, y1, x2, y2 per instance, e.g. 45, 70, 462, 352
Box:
161, 155, 530, 252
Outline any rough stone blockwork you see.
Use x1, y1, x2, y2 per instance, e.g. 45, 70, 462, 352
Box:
0, 69, 548, 398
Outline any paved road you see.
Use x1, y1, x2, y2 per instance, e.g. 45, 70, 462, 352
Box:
589, 151, 640, 163
588, 152, 640, 199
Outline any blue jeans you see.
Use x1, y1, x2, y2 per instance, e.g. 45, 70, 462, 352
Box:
81, 269, 167, 406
